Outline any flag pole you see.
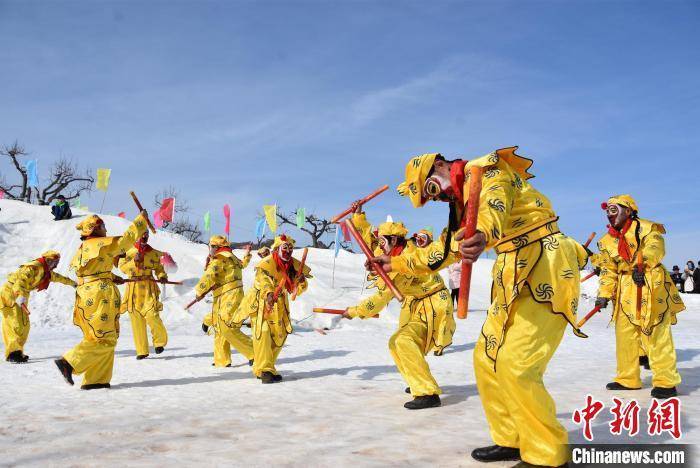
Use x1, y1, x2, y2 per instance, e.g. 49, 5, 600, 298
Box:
99, 186, 108, 213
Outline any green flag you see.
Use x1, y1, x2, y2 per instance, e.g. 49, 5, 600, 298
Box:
296, 208, 305, 229
203, 211, 211, 232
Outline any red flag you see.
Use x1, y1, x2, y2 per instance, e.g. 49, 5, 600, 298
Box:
117, 212, 126, 218
340, 222, 351, 242
160, 198, 175, 222
223, 204, 231, 236
160, 252, 178, 273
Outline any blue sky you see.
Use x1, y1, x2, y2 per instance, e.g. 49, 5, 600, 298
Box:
1, 0, 698, 265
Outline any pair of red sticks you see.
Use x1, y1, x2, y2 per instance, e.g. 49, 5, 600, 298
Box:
325, 166, 484, 320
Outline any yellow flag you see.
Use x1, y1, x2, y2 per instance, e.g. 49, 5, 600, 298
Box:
96, 168, 111, 192
263, 204, 277, 233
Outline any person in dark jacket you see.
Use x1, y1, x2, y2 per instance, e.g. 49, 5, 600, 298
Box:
670, 266, 684, 293
51, 195, 72, 220
694, 261, 700, 293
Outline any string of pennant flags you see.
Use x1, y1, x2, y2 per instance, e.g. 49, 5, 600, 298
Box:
6, 165, 433, 249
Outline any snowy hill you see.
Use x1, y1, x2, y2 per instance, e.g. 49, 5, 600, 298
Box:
0, 199, 496, 331
1, 198, 698, 466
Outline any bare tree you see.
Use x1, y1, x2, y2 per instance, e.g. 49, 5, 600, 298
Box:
276, 209, 335, 248
36, 158, 94, 205
0, 142, 31, 201
154, 186, 202, 243
0, 142, 94, 204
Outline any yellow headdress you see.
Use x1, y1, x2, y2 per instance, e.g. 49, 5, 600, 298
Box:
208, 235, 230, 248
76, 215, 104, 237
378, 221, 408, 238
604, 194, 638, 213
271, 234, 295, 250
396, 153, 439, 208
41, 250, 61, 260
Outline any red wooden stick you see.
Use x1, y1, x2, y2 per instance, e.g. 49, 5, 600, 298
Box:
576, 305, 603, 329
313, 307, 345, 315
457, 166, 484, 319
291, 248, 309, 301
185, 286, 215, 310
331, 185, 389, 223
345, 219, 404, 302
21, 303, 30, 316
583, 232, 596, 249
580, 271, 597, 283
635, 252, 643, 320
130, 191, 157, 234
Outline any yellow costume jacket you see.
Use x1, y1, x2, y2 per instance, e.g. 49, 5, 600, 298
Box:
391, 149, 588, 366
118, 247, 167, 316
69, 214, 148, 341
348, 213, 455, 354
0, 260, 76, 307
235, 255, 311, 346
194, 249, 251, 325
597, 218, 684, 334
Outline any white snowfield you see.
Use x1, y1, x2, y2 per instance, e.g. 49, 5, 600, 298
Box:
0, 199, 698, 466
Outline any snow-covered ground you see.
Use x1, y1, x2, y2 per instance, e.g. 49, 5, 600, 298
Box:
1, 199, 698, 466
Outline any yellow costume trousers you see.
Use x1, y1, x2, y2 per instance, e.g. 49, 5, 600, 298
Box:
2, 304, 29, 358
64, 337, 118, 386
473, 287, 568, 467
213, 314, 254, 366
129, 310, 168, 357
614, 309, 680, 389
251, 319, 283, 377
389, 319, 440, 396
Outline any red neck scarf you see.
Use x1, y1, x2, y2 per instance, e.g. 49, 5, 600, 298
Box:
607, 218, 634, 262
388, 238, 407, 257
449, 160, 468, 205
36, 257, 51, 291
135, 240, 153, 255
272, 250, 297, 292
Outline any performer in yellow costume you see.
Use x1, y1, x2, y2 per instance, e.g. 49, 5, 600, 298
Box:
372, 147, 587, 467
118, 231, 169, 359
234, 235, 310, 383
1, 251, 76, 363
194, 236, 254, 367
343, 208, 454, 410
54, 212, 148, 390
595, 195, 684, 399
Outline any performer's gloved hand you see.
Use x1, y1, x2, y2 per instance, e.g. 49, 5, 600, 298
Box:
113, 276, 125, 285
265, 292, 275, 309
159, 277, 168, 284
632, 266, 645, 287
367, 255, 392, 273
593, 267, 601, 276
594, 297, 609, 309
342, 308, 352, 319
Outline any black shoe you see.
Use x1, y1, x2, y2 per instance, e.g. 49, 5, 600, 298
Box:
54, 358, 74, 386
404, 394, 441, 410
639, 356, 650, 370
136, 355, 148, 360
651, 386, 677, 399
248, 360, 254, 366
20, 354, 29, 362
606, 382, 640, 390
6, 351, 26, 364
260, 371, 277, 384
471, 445, 520, 462
81, 383, 111, 390
202, 323, 209, 334
405, 387, 411, 394
155, 347, 164, 354
272, 374, 283, 382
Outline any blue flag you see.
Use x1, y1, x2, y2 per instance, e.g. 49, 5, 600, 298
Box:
26, 160, 39, 187
255, 218, 266, 238
334, 225, 341, 257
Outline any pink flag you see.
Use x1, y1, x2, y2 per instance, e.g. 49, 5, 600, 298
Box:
117, 212, 126, 218
160, 198, 175, 222
160, 252, 178, 273
340, 223, 351, 242
223, 204, 231, 236
153, 209, 164, 228
0, 190, 4, 199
